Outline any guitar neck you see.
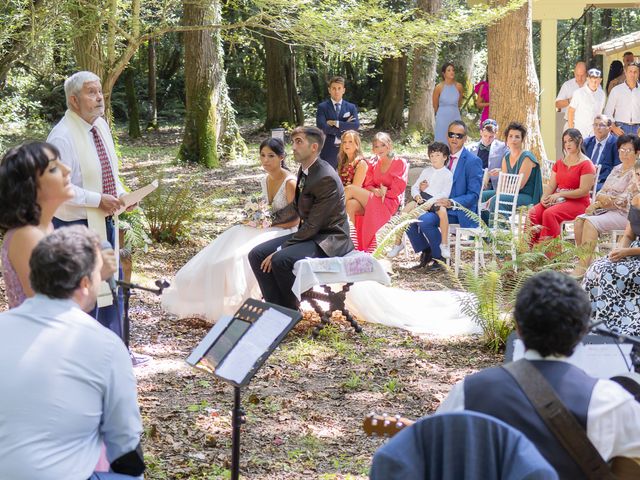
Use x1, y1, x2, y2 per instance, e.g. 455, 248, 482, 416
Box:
363, 413, 414, 438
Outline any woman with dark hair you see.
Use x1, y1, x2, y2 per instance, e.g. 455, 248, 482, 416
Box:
527, 129, 596, 244
162, 138, 299, 321
337, 130, 367, 188
583, 155, 640, 335
482, 122, 543, 210
606, 60, 625, 94
0, 142, 74, 308
433, 63, 463, 143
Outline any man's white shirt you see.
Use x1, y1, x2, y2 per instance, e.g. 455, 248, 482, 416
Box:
47, 115, 125, 221
604, 82, 640, 125
569, 84, 606, 138
556, 78, 583, 117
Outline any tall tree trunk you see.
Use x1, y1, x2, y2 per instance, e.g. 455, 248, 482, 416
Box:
125, 66, 141, 138
305, 51, 324, 103
488, 0, 546, 163
601, 10, 612, 42
180, 0, 245, 167
407, 0, 442, 136
375, 54, 408, 130
147, 38, 158, 129
584, 9, 593, 68
263, 36, 303, 129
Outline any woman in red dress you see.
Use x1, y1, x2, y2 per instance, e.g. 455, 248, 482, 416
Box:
344, 132, 408, 252
528, 129, 596, 244
337, 130, 367, 188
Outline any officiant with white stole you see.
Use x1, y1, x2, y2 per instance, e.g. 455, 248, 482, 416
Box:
47, 71, 128, 338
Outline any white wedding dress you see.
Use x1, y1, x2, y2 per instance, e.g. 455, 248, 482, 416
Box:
162, 174, 297, 322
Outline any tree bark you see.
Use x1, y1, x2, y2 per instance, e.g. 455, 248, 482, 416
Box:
125, 65, 141, 138
305, 51, 324, 103
487, 0, 546, 162
263, 35, 303, 129
147, 38, 158, 129
375, 54, 408, 130
407, 0, 442, 136
584, 9, 593, 68
180, 0, 245, 167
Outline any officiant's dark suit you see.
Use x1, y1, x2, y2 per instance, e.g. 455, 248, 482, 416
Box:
249, 126, 353, 310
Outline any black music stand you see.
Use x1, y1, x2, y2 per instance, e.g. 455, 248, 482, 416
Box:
186, 299, 302, 480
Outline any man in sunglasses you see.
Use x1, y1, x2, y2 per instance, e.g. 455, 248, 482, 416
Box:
582, 114, 620, 191
406, 120, 483, 270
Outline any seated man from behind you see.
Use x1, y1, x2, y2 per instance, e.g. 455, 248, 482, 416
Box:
0, 226, 145, 480
437, 271, 640, 478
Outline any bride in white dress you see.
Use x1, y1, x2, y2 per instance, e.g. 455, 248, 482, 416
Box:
162, 138, 298, 322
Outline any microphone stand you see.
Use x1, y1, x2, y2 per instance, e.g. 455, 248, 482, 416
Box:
116, 279, 169, 349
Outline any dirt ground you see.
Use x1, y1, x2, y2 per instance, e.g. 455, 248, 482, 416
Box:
0, 126, 501, 479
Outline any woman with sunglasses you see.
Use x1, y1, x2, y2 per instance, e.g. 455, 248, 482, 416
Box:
572, 135, 639, 276
344, 132, 407, 252
433, 63, 463, 143
527, 129, 596, 244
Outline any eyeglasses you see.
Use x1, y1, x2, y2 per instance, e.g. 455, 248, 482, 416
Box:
619, 148, 635, 154
593, 123, 609, 129
448, 132, 465, 139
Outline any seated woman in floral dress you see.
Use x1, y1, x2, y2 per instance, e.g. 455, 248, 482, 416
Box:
572, 135, 638, 276
528, 129, 596, 244
337, 130, 367, 188
583, 153, 640, 335
344, 132, 408, 252
0, 142, 75, 308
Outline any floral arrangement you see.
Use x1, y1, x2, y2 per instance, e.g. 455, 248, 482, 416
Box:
243, 199, 271, 229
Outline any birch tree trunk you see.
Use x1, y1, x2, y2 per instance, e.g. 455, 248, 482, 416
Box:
487, 0, 546, 162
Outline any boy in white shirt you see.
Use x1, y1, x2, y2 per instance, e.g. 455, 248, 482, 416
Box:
388, 142, 454, 258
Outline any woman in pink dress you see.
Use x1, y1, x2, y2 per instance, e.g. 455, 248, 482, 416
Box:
344, 132, 408, 252
474, 77, 490, 128
527, 129, 596, 244
0, 142, 76, 308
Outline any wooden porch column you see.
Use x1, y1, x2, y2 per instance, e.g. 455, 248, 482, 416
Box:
540, 18, 557, 162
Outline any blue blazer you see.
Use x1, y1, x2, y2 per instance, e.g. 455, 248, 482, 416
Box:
582, 134, 620, 191
450, 147, 483, 213
316, 99, 359, 169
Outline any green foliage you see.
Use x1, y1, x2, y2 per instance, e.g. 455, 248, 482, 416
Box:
140, 172, 202, 244
446, 204, 596, 352
119, 208, 152, 252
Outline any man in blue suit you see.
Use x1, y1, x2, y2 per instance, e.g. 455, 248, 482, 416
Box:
582, 114, 620, 191
316, 76, 360, 169
407, 120, 483, 271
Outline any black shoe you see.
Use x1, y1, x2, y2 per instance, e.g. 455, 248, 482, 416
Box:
411, 250, 432, 269
425, 258, 445, 272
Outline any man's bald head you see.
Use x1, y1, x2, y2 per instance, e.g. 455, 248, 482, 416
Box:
574, 62, 587, 84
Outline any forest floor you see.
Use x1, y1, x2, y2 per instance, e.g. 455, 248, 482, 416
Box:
0, 123, 501, 479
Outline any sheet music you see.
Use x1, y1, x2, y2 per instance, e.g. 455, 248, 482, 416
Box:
215, 308, 292, 384
511, 339, 633, 378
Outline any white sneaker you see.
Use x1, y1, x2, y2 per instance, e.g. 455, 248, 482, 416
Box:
440, 244, 451, 259
388, 242, 405, 258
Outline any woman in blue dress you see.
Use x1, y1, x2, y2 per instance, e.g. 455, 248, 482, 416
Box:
433, 63, 463, 143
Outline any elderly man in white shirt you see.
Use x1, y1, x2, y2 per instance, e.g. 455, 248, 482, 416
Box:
47, 71, 129, 339
567, 68, 606, 138
604, 62, 640, 136
437, 271, 640, 478
0, 226, 144, 480
555, 61, 587, 130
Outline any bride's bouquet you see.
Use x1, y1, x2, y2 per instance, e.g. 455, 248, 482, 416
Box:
242, 199, 271, 229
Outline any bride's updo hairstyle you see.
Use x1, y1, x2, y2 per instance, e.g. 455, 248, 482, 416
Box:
260, 137, 288, 169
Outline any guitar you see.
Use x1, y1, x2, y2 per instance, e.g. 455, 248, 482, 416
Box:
362, 413, 640, 479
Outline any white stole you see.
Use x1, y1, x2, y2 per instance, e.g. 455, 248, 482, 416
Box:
63, 109, 119, 307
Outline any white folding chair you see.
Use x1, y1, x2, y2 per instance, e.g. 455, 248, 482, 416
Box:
445, 169, 488, 267
454, 172, 523, 276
